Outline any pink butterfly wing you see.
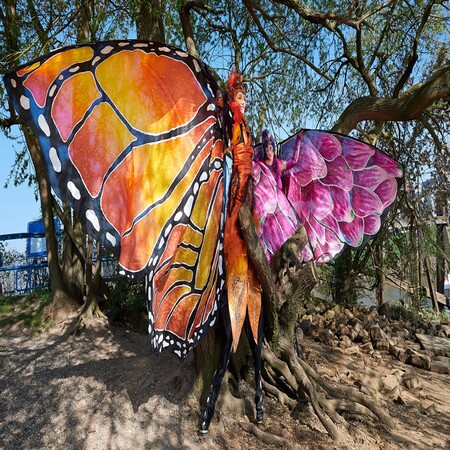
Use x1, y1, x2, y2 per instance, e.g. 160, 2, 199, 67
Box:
280, 130, 402, 264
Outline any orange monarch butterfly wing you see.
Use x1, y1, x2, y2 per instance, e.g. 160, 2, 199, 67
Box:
4, 41, 226, 357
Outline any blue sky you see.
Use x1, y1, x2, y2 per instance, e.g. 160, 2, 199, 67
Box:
0, 132, 40, 251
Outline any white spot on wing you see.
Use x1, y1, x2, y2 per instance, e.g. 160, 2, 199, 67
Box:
86, 209, 100, 231
184, 195, 194, 216
11, 79, 17, 88
38, 114, 50, 137
207, 104, 216, 111
176, 51, 188, 57
106, 232, 116, 246
164, 224, 172, 237
174, 211, 183, 222
49, 147, 61, 172
69, 66, 80, 73
101, 46, 114, 54
20, 95, 30, 110
193, 60, 201, 72
67, 181, 81, 200
49, 85, 57, 97
158, 47, 171, 52
218, 255, 223, 275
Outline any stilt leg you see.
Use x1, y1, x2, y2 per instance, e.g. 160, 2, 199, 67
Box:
199, 303, 233, 434
245, 313, 264, 424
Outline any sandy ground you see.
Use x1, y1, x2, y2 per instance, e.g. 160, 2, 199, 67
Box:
1, 322, 450, 449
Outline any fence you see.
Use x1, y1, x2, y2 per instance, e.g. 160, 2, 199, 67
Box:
0, 219, 61, 295
0, 220, 118, 296
0, 236, 51, 295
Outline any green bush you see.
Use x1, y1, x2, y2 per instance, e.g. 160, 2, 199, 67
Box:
107, 276, 146, 323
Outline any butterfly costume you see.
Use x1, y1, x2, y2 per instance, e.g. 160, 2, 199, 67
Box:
3, 40, 402, 431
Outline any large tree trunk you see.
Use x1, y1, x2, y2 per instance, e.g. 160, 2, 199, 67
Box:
23, 129, 80, 321
332, 249, 358, 306
136, 0, 165, 41
77, 0, 94, 41
409, 214, 422, 307
61, 206, 85, 301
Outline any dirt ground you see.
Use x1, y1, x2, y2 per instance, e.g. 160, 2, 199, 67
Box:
1, 319, 450, 450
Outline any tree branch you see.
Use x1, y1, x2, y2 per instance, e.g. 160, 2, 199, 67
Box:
242, 0, 334, 82
332, 64, 450, 133
272, 0, 358, 29
392, 0, 437, 97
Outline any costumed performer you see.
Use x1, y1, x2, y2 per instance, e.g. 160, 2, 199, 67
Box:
223, 70, 262, 353
200, 70, 265, 433
252, 129, 303, 264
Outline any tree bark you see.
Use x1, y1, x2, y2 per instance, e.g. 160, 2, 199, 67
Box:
22, 128, 80, 320
61, 206, 85, 301
136, 0, 165, 41
180, 1, 198, 58
424, 256, 440, 312
238, 203, 279, 343
333, 65, 450, 134
77, 0, 94, 41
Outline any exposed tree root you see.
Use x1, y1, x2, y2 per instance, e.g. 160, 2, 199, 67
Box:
317, 394, 349, 429
50, 289, 80, 323
68, 295, 108, 336
262, 379, 296, 408
239, 421, 301, 449
217, 371, 245, 419
262, 346, 299, 391
69, 238, 108, 336
260, 342, 395, 442
296, 355, 394, 429
326, 398, 375, 420
280, 345, 341, 441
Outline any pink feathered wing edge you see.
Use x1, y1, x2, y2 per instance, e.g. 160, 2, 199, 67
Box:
252, 129, 403, 265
